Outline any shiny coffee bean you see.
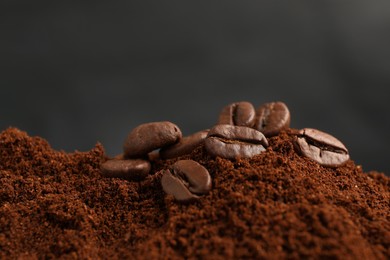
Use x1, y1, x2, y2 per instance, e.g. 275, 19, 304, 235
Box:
101, 159, 151, 181
255, 101, 291, 137
160, 130, 209, 159
218, 101, 256, 127
294, 128, 349, 167
205, 124, 268, 159
123, 121, 182, 158
161, 160, 211, 202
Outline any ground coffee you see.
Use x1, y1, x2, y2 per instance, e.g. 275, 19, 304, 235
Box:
0, 127, 389, 259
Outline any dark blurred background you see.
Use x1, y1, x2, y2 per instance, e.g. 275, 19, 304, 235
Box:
1, 1, 389, 175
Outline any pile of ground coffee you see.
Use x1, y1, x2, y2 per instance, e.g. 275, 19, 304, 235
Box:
0, 127, 389, 259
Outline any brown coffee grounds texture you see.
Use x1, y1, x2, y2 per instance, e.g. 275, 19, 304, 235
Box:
0, 127, 389, 259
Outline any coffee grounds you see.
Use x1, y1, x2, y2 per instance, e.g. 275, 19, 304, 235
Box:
0, 128, 388, 259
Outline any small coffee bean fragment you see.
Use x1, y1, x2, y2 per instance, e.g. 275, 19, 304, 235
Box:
160, 130, 209, 159
205, 124, 268, 159
161, 160, 211, 203
148, 150, 160, 162
294, 128, 349, 167
123, 121, 182, 158
101, 159, 151, 181
113, 153, 124, 160
255, 101, 291, 137
218, 101, 256, 127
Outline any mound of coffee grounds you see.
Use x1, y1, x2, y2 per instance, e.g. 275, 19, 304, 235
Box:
0, 127, 389, 259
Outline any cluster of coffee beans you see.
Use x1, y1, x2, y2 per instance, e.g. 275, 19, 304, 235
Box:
101, 101, 350, 202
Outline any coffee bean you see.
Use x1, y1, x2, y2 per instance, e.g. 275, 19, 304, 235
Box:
101, 159, 151, 181
255, 101, 291, 137
205, 124, 268, 159
161, 160, 211, 202
218, 101, 256, 127
294, 128, 349, 167
123, 121, 182, 158
160, 130, 209, 159
161, 169, 198, 202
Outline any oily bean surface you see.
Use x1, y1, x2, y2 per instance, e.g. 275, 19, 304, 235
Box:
255, 101, 290, 137
205, 124, 268, 159
123, 121, 182, 158
160, 130, 209, 159
161, 160, 211, 202
218, 101, 255, 127
295, 128, 349, 167
101, 159, 151, 181
205, 138, 266, 159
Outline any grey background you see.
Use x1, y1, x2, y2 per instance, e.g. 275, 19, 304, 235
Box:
1, 1, 389, 175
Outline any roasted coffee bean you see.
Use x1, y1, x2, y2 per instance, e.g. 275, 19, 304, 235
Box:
160, 130, 209, 159
294, 128, 349, 167
161, 160, 211, 202
255, 101, 291, 137
101, 159, 151, 181
123, 121, 182, 158
218, 101, 256, 127
205, 124, 268, 159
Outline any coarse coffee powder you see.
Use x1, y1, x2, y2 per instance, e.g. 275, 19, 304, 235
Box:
0, 128, 389, 259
